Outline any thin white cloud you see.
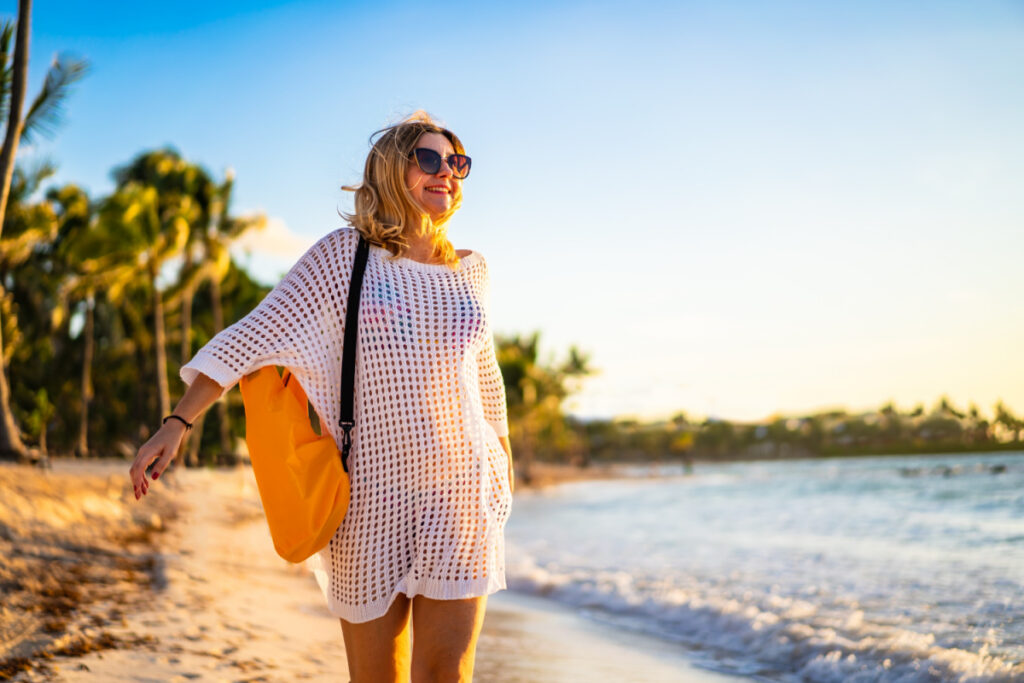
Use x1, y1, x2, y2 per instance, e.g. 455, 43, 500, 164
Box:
229, 217, 317, 285
231, 216, 316, 261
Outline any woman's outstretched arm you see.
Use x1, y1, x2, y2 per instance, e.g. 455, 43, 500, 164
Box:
128, 372, 225, 499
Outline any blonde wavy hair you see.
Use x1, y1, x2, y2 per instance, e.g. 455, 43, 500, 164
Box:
340, 111, 467, 270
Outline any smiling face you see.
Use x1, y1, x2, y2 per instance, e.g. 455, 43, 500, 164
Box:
404, 132, 462, 222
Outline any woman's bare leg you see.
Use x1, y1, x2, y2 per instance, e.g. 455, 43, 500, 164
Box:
410, 594, 488, 683
339, 593, 412, 683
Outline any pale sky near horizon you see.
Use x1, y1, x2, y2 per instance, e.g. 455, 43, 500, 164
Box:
10, 0, 1024, 423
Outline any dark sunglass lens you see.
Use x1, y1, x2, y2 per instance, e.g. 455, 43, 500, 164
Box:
414, 148, 442, 174
450, 155, 471, 179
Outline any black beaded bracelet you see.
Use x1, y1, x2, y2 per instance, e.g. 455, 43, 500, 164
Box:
163, 414, 193, 431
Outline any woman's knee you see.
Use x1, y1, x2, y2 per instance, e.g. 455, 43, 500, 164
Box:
340, 594, 413, 683
410, 595, 487, 683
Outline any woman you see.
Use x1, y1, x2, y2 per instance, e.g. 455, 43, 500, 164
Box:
128, 110, 515, 682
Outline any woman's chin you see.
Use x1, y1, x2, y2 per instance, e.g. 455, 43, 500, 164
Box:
426, 203, 451, 220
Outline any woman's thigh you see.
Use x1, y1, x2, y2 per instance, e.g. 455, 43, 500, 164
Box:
339, 593, 412, 683
410, 594, 488, 683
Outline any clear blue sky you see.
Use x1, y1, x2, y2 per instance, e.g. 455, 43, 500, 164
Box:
11, 0, 1024, 423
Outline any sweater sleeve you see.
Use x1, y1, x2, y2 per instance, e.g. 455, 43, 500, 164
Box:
180, 230, 343, 400
475, 261, 510, 438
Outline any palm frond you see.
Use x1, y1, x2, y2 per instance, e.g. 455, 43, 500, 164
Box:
21, 53, 90, 144
9, 157, 58, 203
173, 256, 209, 298
0, 221, 58, 267
220, 212, 266, 241
0, 20, 13, 120
218, 170, 235, 213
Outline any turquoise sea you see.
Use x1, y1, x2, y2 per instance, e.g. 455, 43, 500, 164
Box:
504, 452, 1024, 682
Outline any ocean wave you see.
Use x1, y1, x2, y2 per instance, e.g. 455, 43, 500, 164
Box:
505, 551, 1024, 682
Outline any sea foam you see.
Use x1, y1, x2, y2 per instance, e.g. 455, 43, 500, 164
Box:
505, 453, 1024, 682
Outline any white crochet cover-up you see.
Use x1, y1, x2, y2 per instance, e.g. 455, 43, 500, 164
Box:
180, 227, 513, 623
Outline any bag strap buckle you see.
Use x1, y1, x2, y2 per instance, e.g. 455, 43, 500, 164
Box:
338, 420, 355, 473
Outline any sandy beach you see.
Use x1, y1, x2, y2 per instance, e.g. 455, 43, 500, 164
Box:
1, 459, 739, 682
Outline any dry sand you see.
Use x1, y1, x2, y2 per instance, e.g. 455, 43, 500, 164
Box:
0, 462, 176, 680
1, 459, 739, 682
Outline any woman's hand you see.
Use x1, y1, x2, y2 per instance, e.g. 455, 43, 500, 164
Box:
129, 420, 189, 499
128, 373, 225, 500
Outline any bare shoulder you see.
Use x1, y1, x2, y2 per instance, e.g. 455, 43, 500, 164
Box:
456, 248, 473, 258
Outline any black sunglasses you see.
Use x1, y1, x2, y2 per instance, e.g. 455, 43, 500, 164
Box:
411, 148, 472, 179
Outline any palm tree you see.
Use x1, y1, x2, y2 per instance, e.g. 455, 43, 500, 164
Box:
104, 150, 265, 463
0, 5, 88, 459
168, 165, 264, 464
0, 161, 58, 453
936, 395, 966, 420
498, 332, 592, 482
97, 180, 190, 419
109, 149, 226, 426
993, 401, 1022, 443
964, 402, 989, 446
202, 171, 265, 460
158, 160, 217, 465
0, 4, 35, 460
48, 183, 104, 456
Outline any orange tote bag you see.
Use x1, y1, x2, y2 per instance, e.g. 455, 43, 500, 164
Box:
239, 367, 350, 563
237, 234, 368, 563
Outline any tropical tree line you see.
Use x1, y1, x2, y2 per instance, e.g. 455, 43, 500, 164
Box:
1, 144, 270, 463
550, 396, 1024, 466
0, 2, 294, 465
0, 1, 90, 460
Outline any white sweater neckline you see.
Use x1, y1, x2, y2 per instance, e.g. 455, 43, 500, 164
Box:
369, 243, 482, 273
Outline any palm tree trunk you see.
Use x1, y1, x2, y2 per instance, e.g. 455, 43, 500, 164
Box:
0, 308, 27, 460
210, 275, 233, 458
186, 410, 206, 465
180, 249, 194, 362
38, 408, 46, 455
75, 293, 94, 457
0, 0, 32, 461
0, 0, 30, 228
150, 259, 170, 419
180, 250, 196, 466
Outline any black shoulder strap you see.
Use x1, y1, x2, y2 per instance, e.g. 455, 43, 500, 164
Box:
338, 234, 369, 473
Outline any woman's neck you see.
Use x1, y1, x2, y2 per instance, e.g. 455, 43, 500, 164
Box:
402, 224, 444, 264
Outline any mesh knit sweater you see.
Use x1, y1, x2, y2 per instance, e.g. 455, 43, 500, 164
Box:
180, 227, 513, 623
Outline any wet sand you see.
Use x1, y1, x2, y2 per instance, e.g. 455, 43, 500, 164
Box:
1, 460, 738, 682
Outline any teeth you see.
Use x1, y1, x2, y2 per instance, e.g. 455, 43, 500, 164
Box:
426, 188, 448, 193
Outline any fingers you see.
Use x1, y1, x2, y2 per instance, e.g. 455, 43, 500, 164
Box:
129, 445, 158, 500
128, 429, 182, 501
150, 447, 177, 484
